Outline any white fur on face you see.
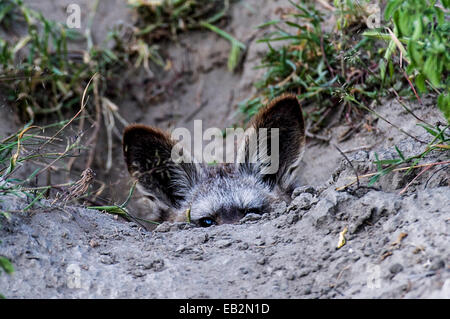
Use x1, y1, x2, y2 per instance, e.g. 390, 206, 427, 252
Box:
181, 168, 276, 223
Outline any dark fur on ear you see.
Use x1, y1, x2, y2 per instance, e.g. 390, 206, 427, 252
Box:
123, 124, 197, 208
241, 94, 306, 189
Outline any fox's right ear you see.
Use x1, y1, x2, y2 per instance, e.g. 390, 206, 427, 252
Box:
123, 124, 197, 208
238, 94, 306, 190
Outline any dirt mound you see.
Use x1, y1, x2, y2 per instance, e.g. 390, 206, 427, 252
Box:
1, 145, 448, 298
0, 0, 448, 299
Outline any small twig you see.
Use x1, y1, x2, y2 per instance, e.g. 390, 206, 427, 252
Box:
37, 73, 97, 153
22, 134, 63, 142
32, 74, 98, 179
401, 69, 423, 106
186, 100, 208, 122
316, 0, 336, 11
85, 75, 102, 170
336, 265, 351, 281
398, 165, 433, 195
21, 182, 73, 192
390, 89, 430, 126
341, 144, 376, 153
305, 129, 331, 142
386, 27, 409, 64
424, 165, 449, 189
102, 99, 115, 172
333, 143, 360, 189
347, 96, 426, 144
311, 106, 333, 132
336, 160, 450, 191
319, 30, 334, 77
67, 108, 87, 173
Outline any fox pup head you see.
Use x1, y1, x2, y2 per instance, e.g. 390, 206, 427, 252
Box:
123, 94, 305, 227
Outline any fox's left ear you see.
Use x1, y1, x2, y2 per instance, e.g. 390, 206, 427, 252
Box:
239, 94, 306, 190
123, 124, 198, 208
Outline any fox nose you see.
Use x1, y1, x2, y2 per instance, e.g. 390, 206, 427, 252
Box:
214, 206, 246, 224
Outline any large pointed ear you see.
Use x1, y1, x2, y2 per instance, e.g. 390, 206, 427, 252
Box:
238, 94, 306, 190
123, 124, 197, 208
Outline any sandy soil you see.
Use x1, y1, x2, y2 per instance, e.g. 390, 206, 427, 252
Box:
0, 0, 449, 298
1, 135, 449, 298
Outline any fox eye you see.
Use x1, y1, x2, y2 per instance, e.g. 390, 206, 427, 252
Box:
245, 208, 262, 215
198, 217, 216, 228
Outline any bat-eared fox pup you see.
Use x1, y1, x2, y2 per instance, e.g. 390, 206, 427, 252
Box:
123, 94, 305, 227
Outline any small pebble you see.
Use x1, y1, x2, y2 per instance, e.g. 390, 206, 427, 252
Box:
389, 263, 403, 274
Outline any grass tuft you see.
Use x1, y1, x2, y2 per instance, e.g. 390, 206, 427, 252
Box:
240, 0, 449, 187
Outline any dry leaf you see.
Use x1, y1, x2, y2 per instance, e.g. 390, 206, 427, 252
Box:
337, 226, 348, 249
